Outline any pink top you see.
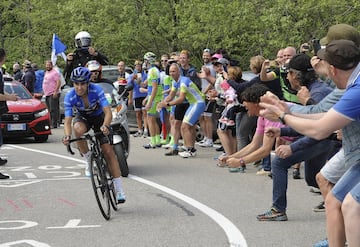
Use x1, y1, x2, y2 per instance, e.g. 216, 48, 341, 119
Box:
43, 69, 60, 96
256, 117, 294, 142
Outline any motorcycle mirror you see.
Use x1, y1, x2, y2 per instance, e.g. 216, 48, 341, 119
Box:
125, 84, 134, 92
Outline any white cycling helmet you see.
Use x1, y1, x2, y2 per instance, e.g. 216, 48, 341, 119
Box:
75, 31, 91, 48
143, 52, 156, 64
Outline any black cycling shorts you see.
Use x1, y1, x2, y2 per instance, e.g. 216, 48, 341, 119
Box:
73, 113, 110, 145
134, 97, 146, 111
174, 102, 190, 121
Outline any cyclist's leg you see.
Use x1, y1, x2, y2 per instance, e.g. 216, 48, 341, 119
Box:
73, 115, 91, 175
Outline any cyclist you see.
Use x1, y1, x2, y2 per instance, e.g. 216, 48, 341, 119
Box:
62, 67, 126, 203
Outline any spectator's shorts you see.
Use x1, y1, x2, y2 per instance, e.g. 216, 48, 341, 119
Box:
174, 102, 190, 121
332, 162, 360, 203
134, 97, 146, 111
183, 102, 206, 126
320, 148, 349, 184
202, 100, 216, 117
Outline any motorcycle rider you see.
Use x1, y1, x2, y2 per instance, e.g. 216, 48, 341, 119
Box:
64, 31, 109, 85
85, 60, 112, 85
62, 67, 126, 203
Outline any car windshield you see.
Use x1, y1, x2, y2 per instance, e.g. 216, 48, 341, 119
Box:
4, 82, 33, 99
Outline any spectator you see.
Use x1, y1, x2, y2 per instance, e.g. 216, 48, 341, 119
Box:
0, 48, 19, 179
32, 63, 45, 99
218, 83, 290, 173
21, 60, 36, 94
259, 40, 360, 247
128, 60, 148, 138
12, 63, 23, 81
198, 48, 216, 148
142, 52, 163, 149
43, 60, 61, 128
157, 63, 206, 158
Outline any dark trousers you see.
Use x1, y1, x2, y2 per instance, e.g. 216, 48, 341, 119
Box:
45, 94, 60, 127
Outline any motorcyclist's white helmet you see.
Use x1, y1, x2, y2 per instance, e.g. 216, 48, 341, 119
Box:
75, 31, 91, 48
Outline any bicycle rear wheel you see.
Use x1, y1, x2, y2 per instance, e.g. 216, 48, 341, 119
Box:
90, 156, 111, 220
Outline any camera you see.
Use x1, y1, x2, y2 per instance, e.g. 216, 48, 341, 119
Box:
310, 38, 321, 55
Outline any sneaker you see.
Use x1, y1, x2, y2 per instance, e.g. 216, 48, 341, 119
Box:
257, 207, 288, 221
216, 146, 224, 152
156, 143, 162, 148
309, 187, 322, 195
84, 163, 91, 177
293, 168, 301, 179
162, 143, 172, 149
313, 201, 325, 212
165, 149, 178, 156
143, 130, 149, 138
143, 143, 156, 149
198, 138, 207, 144
228, 166, 246, 173
178, 150, 196, 158
0, 172, 10, 179
133, 131, 143, 137
0, 157, 7, 166
199, 140, 213, 147
313, 238, 328, 247
256, 168, 271, 176
116, 191, 126, 204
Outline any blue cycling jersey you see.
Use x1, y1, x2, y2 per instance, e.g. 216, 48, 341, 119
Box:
64, 83, 109, 117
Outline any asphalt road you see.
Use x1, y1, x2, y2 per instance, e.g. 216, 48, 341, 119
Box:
0, 127, 326, 247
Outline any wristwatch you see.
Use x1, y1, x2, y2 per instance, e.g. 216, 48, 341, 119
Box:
278, 112, 288, 124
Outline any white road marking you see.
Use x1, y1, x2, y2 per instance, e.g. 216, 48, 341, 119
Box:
8, 144, 248, 247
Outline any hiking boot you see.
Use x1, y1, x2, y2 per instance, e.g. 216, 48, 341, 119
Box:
313, 201, 325, 212
116, 191, 126, 204
165, 149, 178, 156
313, 238, 328, 247
293, 168, 301, 179
178, 150, 196, 158
143, 143, 156, 149
256, 168, 271, 176
0, 157, 7, 166
257, 207, 288, 221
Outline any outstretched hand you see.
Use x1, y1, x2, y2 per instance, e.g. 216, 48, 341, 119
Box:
259, 92, 289, 122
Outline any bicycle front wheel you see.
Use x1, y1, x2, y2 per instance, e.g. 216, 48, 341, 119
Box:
90, 156, 111, 220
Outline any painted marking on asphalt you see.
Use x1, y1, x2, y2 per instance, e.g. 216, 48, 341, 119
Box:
58, 198, 76, 207
9, 144, 248, 247
24, 173, 37, 179
47, 219, 100, 229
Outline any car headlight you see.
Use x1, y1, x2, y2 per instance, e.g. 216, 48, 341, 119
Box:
34, 108, 49, 118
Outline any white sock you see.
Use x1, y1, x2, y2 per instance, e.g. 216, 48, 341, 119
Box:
208, 139, 213, 144
113, 177, 124, 194
82, 151, 91, 164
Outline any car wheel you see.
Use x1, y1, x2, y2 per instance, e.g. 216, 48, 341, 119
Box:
34, 135, 48, 143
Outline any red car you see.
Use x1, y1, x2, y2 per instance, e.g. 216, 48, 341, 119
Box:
1, 78, 51, 142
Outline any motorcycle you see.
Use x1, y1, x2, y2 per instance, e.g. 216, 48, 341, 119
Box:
100, 82, 133, 177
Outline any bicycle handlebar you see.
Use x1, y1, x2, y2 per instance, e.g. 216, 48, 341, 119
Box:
66, 132, 105, 155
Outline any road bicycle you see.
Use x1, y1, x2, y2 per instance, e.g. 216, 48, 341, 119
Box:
67, 132, 119, 220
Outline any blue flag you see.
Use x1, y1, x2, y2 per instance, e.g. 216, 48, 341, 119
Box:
51, 33, 67, 66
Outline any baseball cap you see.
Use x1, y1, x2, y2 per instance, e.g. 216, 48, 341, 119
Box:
213, 58, 229, 66
288, 53, 314, 72
211, 53, 223, 60
320, 24, 360, 47
317, 39, 360, 70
